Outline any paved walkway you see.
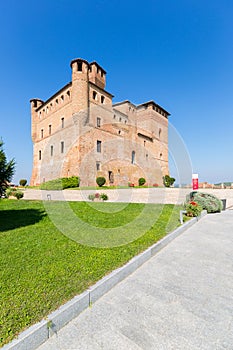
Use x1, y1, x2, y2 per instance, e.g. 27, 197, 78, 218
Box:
37, 209, 233, 350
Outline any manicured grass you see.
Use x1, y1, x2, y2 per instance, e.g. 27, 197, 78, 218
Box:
0, 199, 182, 346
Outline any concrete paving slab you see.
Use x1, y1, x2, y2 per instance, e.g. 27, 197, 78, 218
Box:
37, 210, 233, 350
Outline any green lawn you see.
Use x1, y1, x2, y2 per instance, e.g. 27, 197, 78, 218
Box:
0, 199, 182, 346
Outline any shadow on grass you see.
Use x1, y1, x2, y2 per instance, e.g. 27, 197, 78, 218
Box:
0, 209, 46, 232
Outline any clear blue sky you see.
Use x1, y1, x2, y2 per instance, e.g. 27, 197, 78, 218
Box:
0, 0, 232, 185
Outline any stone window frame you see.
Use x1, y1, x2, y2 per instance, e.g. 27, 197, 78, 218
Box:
131, 150, 135, 164
96, 161, 101, 171
97, 140, 102, 153
50, 145, 54, 157
93, 91, 97, 100
61, 141, 64, 154
97, 117, 101, 128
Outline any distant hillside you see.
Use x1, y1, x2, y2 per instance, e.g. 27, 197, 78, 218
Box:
214, 182, 232, 186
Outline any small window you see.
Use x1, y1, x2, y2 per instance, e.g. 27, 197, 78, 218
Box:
39, 150, 41, 160
101, 96, 105, 104
118, 130, 121, 135
61, 117, 64, 128
160, 152, 162, 158
144, 140, 146, 147
77, 62, 82, 71
159, 128, 162, 138
113, 114, 116, 119
49, 124, 52, 135
41, 129, 44, 138
119, 117, 122, 122
93, 91, 97, 100
56, 99, 58, 104
146, 153, 148, 160
97, 140, 101, 153
67, 90, 70, 98
125, 120, 127, 124
96, 162, 101, 171
97, 117, 101, 127
61, 141, 64, 153
50, 145, 53, 156
131, 151, 135, 164
61, 95, 64, 102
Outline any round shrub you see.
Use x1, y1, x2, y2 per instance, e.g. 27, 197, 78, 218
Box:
96, 177, 106, 187
138, 177, 146, 186
100, 193, 108, 201
186, 191, 222, 213
19, 179, 27, 186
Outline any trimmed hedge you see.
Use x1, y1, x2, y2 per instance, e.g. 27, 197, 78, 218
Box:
186, 191, 223, 213
138, 177, 146, 186
40, 176, 80, 190
96, 177, 106, 187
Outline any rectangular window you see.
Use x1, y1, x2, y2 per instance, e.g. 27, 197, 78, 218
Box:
77, 62, 82, 71
97, 140, 101, 153
41, 129, 44, 138
50, 145, 53, 156
96, 162, 101, 171
61, 117, 64, 128
61, 141, 64, 153
97, 117, 101, 127
49, 124, 52, 135
39, 150, 41, 160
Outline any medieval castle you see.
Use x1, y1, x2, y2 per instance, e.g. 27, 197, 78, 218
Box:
30, 58, 170, 187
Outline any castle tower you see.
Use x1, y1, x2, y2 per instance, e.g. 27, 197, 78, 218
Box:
70, 58, 89, 115
89, 61, 106, 89
30, 98, 44, 143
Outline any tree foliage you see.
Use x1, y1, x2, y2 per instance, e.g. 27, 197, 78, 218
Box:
0, 140, 15, 195
163, 175, 175, 187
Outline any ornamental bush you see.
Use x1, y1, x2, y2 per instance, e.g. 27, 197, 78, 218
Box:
6, 187, 24, 200
88, 193, 108, 201
185, 201, 203, 217
186, 191, 222, 213
138, 177, 146, 186
19, 179, 27, 187
15, 191, 24, 200
96, 177, 106, 187
100, 193, 108, 201
163, 175, 175, 187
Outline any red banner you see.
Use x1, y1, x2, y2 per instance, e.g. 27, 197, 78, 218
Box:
192, 178, 198, 190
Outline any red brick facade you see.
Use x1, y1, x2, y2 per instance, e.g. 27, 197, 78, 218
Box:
30, 58, 170, 186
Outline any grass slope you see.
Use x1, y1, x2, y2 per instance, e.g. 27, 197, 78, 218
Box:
0, 200, 181, 346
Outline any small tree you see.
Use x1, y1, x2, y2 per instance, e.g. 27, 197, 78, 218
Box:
163, 175, 175, 188
96, 176, 106, 187
138, 177, 146, 186
0, 140, 15, 196
19, 179, 27, 187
